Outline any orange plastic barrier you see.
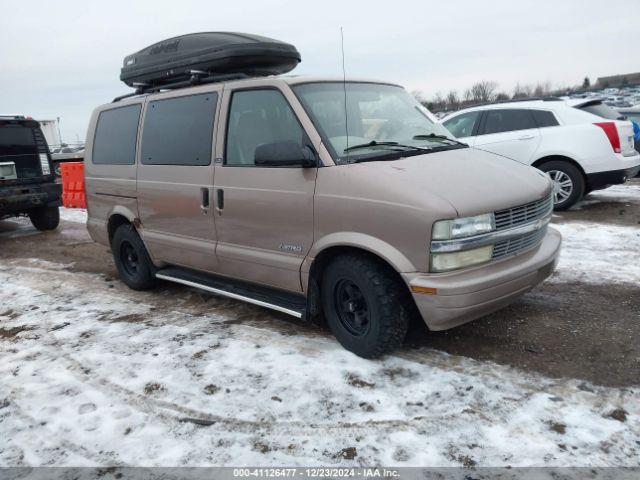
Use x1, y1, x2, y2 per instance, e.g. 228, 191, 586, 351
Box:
60, 162, 86, 209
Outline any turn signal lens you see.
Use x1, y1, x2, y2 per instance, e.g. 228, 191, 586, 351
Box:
410, 285, 438, 295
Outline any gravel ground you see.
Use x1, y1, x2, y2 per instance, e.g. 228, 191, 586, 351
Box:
0, 179, 638, 466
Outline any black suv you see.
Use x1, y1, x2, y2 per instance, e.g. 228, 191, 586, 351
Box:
0, 116, 62, 230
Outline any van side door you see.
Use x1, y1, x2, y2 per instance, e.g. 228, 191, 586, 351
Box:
472, 109, 541, 164
212, 86, 318, 292
136, 89, 221, 271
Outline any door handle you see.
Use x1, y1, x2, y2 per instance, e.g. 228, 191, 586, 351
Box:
518, 135, 535, 140
200, 187, 209, 214
216, 189, 224, 211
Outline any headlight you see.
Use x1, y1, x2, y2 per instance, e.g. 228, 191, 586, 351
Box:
39, 153, 51, 175
431, 245, 493, 272
432, 213, 494, 240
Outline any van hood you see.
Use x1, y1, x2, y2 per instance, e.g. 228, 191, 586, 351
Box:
352, 147, 552, 217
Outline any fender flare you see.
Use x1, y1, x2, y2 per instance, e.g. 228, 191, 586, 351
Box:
304, 231, 417, 274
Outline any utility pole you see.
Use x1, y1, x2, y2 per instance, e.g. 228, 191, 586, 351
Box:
56, 117, 63, 148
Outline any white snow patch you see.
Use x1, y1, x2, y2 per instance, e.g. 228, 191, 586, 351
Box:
0, 259, 638, 467
586, 184, 640, 204
60, 207, 87, 224
550, 222, 640, 285
570, 182, 640, 210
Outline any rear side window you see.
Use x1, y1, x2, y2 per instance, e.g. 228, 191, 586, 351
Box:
578, 102, 621, 120
531, 110, 559, 128
482, 109, 537, 135
442, 111, 480, 138
141, 93, 217, 166
93, 104, 141, 165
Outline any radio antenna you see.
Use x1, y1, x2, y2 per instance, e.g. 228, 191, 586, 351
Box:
340, 27, 349, 156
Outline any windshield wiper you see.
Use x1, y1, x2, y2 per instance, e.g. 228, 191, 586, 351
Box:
343, 140, 428, 153
412, 133, 467, 146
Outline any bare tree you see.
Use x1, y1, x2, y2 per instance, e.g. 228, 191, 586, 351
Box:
512, 83, 534, 99
446, 90, 460, 110
470, 81, 499, 103
533, 81, 552, 97
495, 92, 510, 102
426, 91, 446, 112
463, 88, 473, 103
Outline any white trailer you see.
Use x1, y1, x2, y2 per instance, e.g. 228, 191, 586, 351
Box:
37, 119, 62, 150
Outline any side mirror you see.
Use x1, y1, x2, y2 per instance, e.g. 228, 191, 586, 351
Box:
254, 141, 316, 168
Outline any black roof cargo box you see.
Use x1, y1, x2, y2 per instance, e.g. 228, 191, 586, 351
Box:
120, 32, 301, 88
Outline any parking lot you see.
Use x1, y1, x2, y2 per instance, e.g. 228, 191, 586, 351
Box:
0, 180, 639, 466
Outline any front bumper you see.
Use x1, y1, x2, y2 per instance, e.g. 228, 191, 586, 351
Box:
0, 182, 62, 215
587, 165, 640, 190
403, 227, 561, 331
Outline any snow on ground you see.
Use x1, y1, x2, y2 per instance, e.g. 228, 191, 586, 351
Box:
0, 258, 638, 467
580, 184, 640, 206
551, 222, 640, 285
59, 207, 88, 224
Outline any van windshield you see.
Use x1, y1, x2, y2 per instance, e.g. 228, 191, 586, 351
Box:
293, 82, 465, 164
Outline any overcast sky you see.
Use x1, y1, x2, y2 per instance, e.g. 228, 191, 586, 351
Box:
0, 0, 637, 142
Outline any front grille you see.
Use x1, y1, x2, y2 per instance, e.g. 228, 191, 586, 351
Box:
494, 194, 553, 231
492, 225, 548, 260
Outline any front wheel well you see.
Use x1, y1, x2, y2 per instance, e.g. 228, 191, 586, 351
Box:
532, 155, 586, 180
306, 245, 412, 321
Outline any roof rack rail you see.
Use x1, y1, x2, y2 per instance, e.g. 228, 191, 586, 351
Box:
496, 96, 564, 104
458, 96, 564, 110
112, 71, 251, 103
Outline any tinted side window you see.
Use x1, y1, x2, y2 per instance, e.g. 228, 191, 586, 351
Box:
482, 109, 536, 135
532, 110, 559, 128
225, 89, 304, 166
141, 93, 217, 166
443, 111, 481, 138
93, 104, 141, 165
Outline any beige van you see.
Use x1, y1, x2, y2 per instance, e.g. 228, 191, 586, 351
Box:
85, 76, 561, 357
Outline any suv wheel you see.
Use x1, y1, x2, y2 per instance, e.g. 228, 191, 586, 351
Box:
111, 224, 157, 290
538, 161, 584, 210
29, 206, 60, 231
321, 254, 412, 358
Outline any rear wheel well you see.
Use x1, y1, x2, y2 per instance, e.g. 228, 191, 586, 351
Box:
107, 214, 131, 246
306, 246, 413, 321
532, 155, 586, 181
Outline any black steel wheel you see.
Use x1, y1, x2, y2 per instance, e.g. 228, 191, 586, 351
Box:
111, 223, 157, 291
334, 278, 371, 337
119, 239, 140, 278
321, 253, 414, 358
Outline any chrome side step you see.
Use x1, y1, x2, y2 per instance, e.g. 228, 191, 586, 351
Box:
155, 268, 306, 318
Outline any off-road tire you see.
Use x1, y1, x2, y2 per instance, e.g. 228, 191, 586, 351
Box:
29, 206, 60, 231
321, 253, 413, 358
111, 224, 157, 291
538, 160, 585, 211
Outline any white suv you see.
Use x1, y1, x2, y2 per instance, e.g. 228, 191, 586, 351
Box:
440, 99, 640, 209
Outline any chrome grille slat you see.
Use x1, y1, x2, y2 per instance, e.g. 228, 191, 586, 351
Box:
494, 195, 553, 231
492, 226, 548, 260
490, 194, 552, 260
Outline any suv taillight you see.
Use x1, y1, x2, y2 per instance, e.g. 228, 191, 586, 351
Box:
594, 122, 621, 153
